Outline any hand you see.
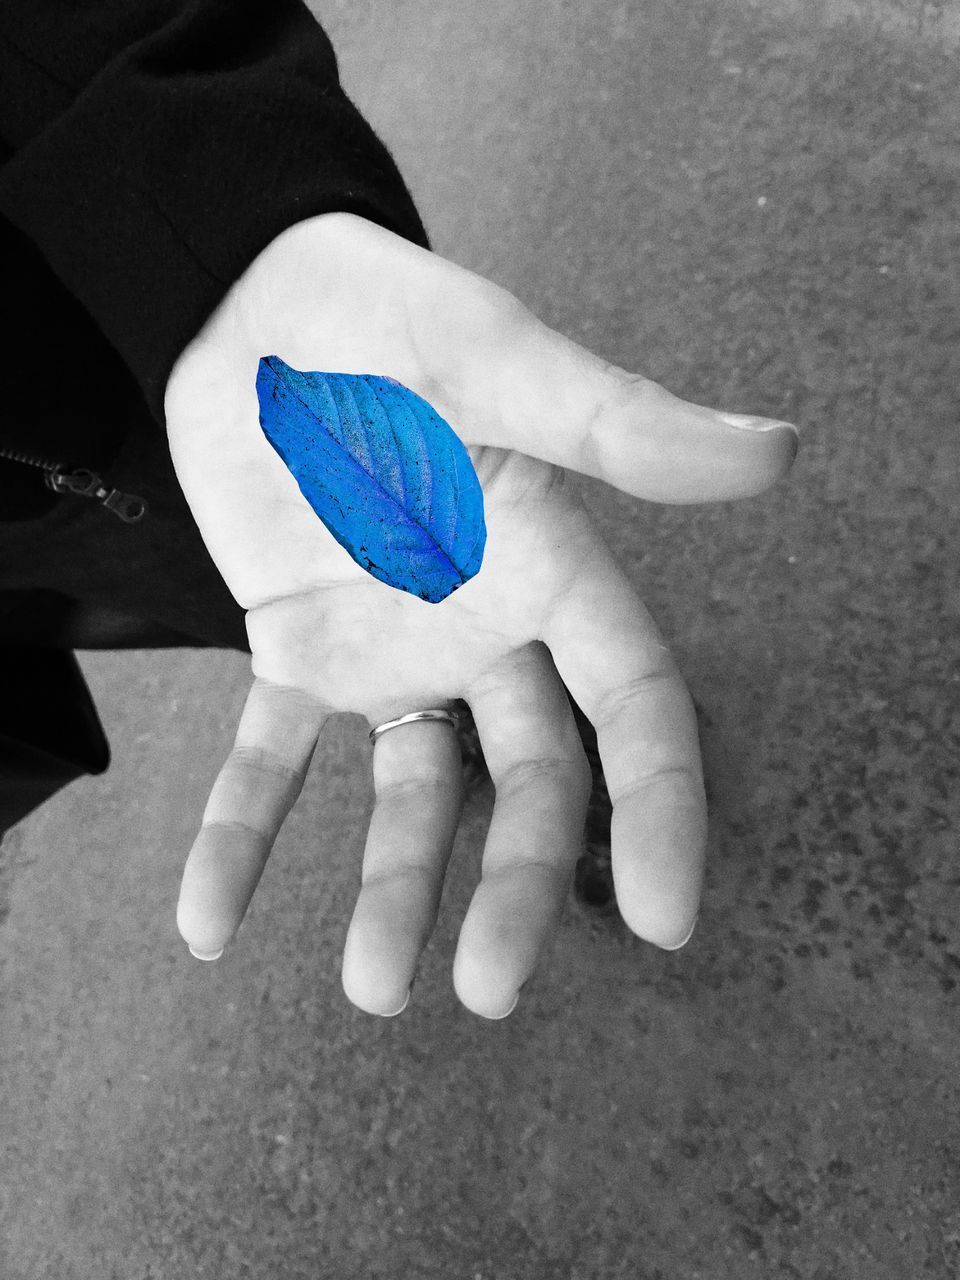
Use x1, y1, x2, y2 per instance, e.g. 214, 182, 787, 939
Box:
164, 212, 797, 1018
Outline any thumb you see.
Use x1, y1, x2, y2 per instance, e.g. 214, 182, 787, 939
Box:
235, 213, 798, 504
446, 284, 798, 503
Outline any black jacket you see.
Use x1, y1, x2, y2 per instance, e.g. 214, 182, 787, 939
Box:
0, 0, 431, 831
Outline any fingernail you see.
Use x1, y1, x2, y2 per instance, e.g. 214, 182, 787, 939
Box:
662, 914, 699, 952
188, 944, 225, 962
718, 412, 798, 435
486, 991, 520, 1021
380, 988, 411, 1018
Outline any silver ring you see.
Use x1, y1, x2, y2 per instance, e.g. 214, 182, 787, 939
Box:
369, 708, 461, 743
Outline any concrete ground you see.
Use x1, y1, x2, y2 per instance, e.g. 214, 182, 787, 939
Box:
2, 0, 959, 1276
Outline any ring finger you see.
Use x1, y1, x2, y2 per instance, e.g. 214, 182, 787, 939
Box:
341, 710, 465, 1015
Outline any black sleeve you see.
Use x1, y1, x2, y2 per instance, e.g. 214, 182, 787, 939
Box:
0, 0, 431, 429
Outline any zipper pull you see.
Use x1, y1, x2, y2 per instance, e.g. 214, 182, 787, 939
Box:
45, 467, 148, 523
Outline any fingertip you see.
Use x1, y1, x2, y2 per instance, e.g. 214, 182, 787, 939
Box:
176, 824, 269, 959
622, 914, 697, 952
761, 422, 800, 481
616, 386, 802, 502
176, 878, 241, 960
613, 847, 703, 952
188, 944, 225, 962
383, 988, 412, 1017
366, 986, 411, 1018
456, 983, 521, 1021
341, 972, 413, 1018
783, 424, 800, 471
478, 990, 520, 1020
658, 912, 699, 952
452, 946, 524, 1021
762, 420, 800, 465
177, 904, 236, 960
716, 415, 800, 494
609, 789, 706, 949
617, 897, 699, 951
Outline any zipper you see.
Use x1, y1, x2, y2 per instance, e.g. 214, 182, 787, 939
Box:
0, 446, 148, 523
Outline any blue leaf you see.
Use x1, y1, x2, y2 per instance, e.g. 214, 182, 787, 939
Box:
255, 357, 486, 604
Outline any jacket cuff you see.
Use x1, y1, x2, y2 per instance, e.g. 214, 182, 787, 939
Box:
0, 3, 430, 428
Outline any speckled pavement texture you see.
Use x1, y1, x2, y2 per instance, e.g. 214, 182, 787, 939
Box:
1, 1, 958, 1276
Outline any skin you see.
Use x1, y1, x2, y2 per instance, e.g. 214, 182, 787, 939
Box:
164, 211, 798, 1019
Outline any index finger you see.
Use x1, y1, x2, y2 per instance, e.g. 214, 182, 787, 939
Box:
540, 544, 706, 949
176, 676, 330, 958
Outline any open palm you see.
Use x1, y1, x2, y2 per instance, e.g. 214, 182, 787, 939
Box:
164, 212, 797, 1018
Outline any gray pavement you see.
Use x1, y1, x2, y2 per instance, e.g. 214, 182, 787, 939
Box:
2, 1, 959, 1276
